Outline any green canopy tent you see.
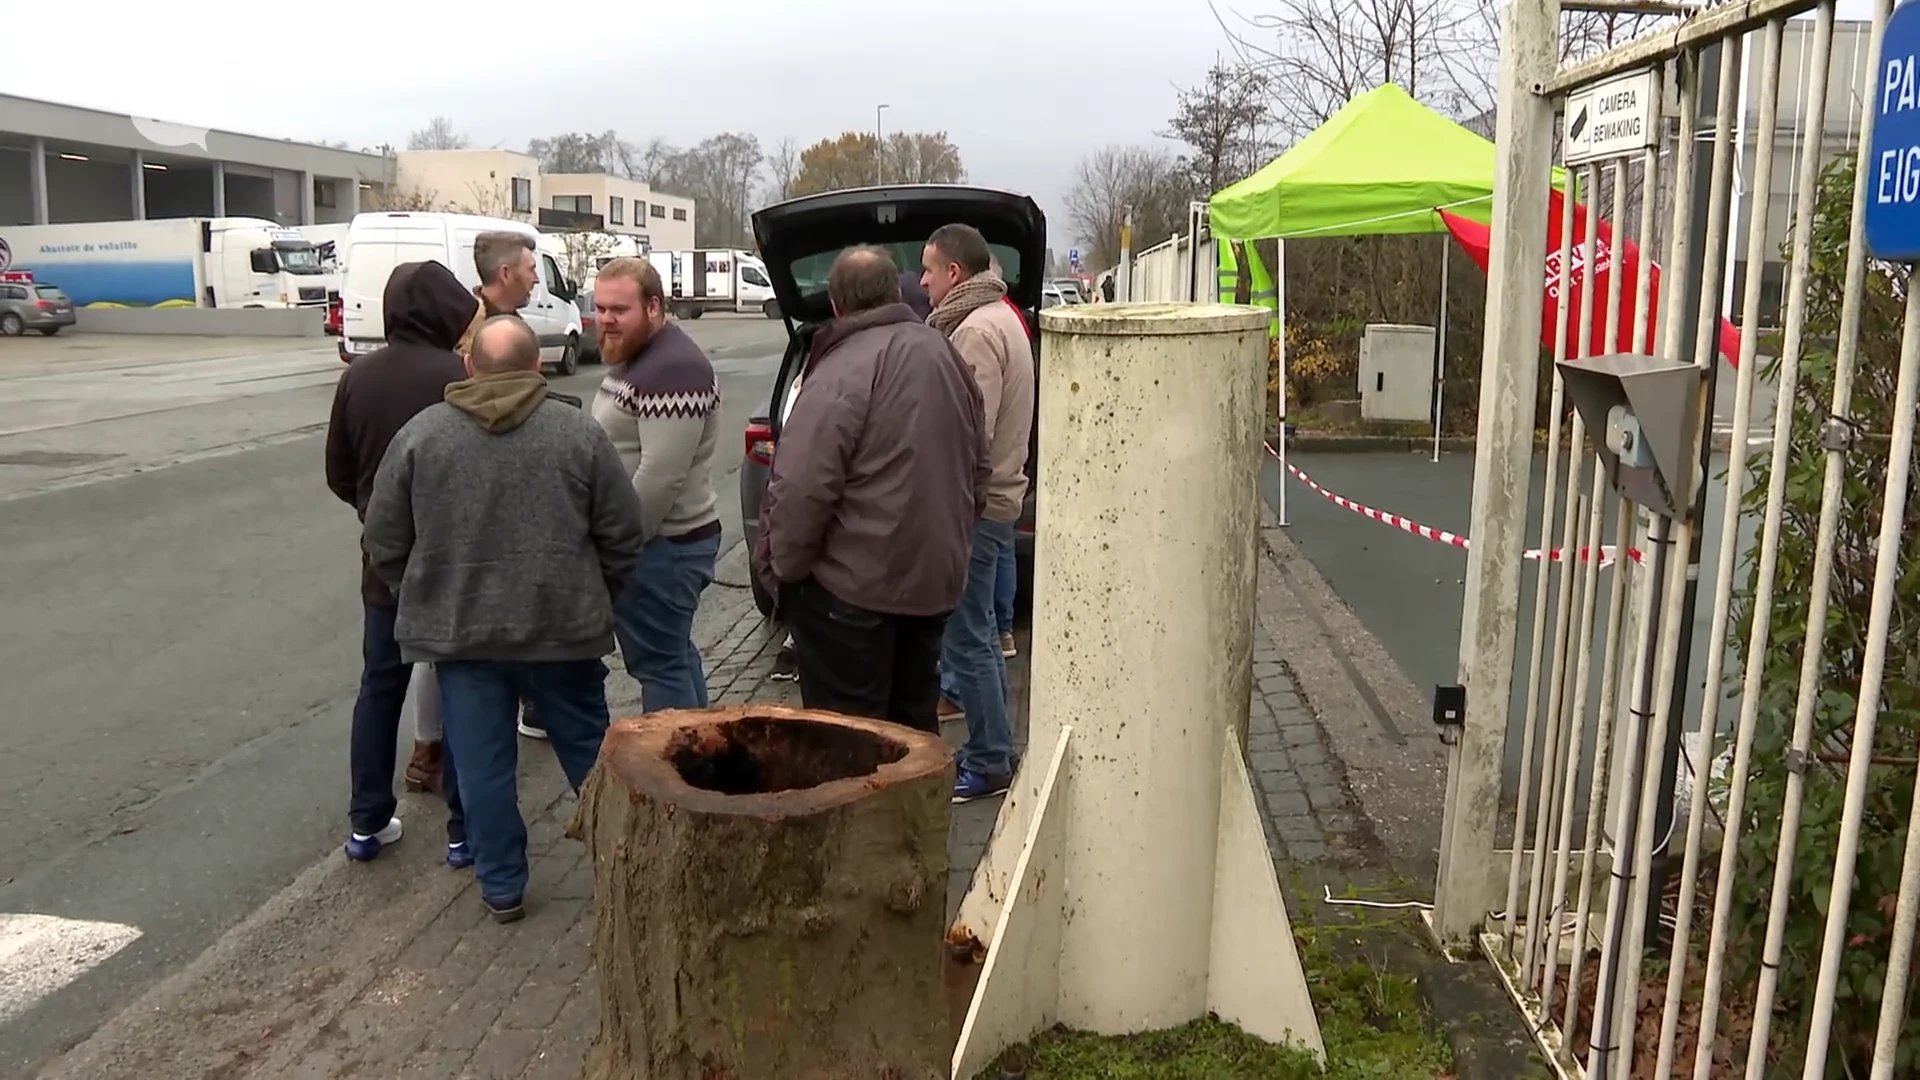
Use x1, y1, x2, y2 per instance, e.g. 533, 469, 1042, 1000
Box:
1210, 82, 1516, 241
1205, 84, 1568, 509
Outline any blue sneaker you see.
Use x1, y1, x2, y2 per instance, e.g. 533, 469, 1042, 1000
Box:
445, 841, 474, 869
953, 769, 1011, 804
344, 817, 403, 861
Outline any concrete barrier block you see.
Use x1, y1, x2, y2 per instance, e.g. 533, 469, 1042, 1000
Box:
72, 308, 325, 338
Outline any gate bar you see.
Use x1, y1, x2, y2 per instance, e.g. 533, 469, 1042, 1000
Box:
1678, 13, 1802, 1079
1542, 0, 1817, 94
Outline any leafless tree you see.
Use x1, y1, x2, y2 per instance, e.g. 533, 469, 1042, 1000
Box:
764, 138, 801, 203
556, 229, 620, 283
527, 131, 627, 174
1064, 146, 1197, 270
449, 180, 515, 218
365, 183, 442, 212
657, 134, 764, 247
631, 138, 681, 188
1163, 58, 1280, 193
407, 116, 469, 151
1213, 0, 1666, 137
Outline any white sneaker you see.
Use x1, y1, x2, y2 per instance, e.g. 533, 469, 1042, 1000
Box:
344, 817, 403, 861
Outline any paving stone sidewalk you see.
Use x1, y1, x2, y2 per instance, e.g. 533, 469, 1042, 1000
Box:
244, 572, 1384, 1079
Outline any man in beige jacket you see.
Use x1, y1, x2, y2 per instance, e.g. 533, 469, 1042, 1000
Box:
922, 223, 1036, 803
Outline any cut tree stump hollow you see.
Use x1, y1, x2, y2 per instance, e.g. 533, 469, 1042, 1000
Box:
568, 704, 955, 1080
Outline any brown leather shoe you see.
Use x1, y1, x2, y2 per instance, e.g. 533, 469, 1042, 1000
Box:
404, 740, 443, 794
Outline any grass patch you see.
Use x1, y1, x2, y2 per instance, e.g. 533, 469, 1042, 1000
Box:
973, 918, 1454, 1079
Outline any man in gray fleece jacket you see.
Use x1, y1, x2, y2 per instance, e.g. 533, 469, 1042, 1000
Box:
363, 315, 643, 923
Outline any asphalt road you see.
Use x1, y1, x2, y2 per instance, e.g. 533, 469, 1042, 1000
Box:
1260, 445, 1760, 811
0, 315, 786, 1073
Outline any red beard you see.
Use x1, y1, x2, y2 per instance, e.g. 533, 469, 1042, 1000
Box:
600, 319, 656, 366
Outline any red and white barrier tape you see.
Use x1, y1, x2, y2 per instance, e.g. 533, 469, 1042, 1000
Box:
1263, 442, 1644, 567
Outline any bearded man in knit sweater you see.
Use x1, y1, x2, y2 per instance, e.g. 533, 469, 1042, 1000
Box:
589, 257, 723, 711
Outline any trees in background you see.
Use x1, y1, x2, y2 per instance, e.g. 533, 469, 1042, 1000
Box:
1063, 147, 1193, 272
406, 116, 468, 151
788, 131, 967, 197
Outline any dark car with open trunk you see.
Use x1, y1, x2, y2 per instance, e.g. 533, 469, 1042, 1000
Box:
738, 185, 1047, 621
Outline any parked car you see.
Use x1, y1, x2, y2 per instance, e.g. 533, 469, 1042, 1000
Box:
1041, 283, 1066, 308
574, 290, 601, 364
0, 276, 77, 336
738, 184, 1047, 620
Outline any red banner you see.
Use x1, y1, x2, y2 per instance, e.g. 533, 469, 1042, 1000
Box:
1439, 189, 1742, 368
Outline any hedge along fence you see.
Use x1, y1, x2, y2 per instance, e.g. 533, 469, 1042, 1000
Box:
1724, 155, 1920, 1075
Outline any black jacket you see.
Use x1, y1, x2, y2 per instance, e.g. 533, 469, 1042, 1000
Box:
325, 260, 479, 605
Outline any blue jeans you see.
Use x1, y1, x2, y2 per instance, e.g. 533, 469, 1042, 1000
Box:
436, 659, 610, 905
994, 538, 1017, 636
352, 604, 462, 840
946, 518, 1015, 776
942, 537, 1018, 703
614, 531, 720, 713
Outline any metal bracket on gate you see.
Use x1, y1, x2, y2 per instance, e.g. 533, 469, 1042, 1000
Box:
1784, 747, 1810, 774
1819, 416, 1858, 452
1433, 684, 1467, 745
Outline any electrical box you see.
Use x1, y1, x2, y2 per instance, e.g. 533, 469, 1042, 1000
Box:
1358, 323, 1436, 423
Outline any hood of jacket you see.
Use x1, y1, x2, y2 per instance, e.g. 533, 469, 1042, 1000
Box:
808, 303, 924, 370
897, 271, 932, 321
385, 260, 481, 349
444, 370, 551, 433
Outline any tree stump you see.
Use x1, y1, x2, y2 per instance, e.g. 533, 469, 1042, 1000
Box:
568, 704, 954, 1080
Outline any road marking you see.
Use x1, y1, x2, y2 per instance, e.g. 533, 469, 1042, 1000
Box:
0, 913, 142, 1024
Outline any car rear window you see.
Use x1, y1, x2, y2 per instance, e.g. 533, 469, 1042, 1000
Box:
34, 286, 69, 300
786, 241, 1022, 303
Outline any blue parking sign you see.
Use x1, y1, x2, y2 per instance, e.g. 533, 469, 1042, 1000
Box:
1867, 1, 1920, 261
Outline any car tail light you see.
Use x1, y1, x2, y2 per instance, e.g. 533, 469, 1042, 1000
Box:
744, 420, 775, 466
36, 300, 54, 309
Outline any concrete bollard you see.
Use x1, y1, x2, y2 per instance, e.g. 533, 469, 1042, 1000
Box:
949, 303, 1322, 1076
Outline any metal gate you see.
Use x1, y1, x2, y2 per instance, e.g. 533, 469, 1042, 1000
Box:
1432, 0, 1919, 1076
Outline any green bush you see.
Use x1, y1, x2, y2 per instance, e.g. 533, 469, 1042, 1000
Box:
1727, 154, 1920, 1074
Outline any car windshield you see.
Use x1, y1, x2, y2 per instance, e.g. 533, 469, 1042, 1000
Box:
34, 285, 69, 300
278, 247, 325, 275
786, 241, 1023, 314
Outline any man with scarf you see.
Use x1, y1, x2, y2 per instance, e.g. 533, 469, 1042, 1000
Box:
921, 224, 1035, 803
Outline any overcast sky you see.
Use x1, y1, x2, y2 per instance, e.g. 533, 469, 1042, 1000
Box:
2, 0, 1252, 251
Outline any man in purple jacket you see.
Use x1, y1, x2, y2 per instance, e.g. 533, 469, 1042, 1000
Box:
752, 246, 988, 732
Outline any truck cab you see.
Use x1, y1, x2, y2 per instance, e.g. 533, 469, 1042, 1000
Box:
204, 219, 328, 308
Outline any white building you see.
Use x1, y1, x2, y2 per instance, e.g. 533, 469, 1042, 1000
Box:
392, 151, 697, 250
1, 93, 392, 227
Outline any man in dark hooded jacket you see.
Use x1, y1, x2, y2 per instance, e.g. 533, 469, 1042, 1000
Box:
325, 260, 476, 866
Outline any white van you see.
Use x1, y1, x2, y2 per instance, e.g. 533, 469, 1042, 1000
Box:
338, 212, 586, 373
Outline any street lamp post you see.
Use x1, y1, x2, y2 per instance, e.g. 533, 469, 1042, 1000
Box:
876, 104, 890, 185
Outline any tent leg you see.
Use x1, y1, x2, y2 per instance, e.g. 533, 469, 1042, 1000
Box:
1277, 238, 1289, 528
1433, 239, 1450, 464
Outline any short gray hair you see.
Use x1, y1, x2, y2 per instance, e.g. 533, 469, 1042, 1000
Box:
469, 315, 540, 374
473, 231, 535, 285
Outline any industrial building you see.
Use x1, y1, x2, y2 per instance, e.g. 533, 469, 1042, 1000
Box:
392, 150, 698, 250
1, 93, 393, 228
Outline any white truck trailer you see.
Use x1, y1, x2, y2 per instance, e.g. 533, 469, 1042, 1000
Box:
645, 248, 777, 318
0, 217, 327, 309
